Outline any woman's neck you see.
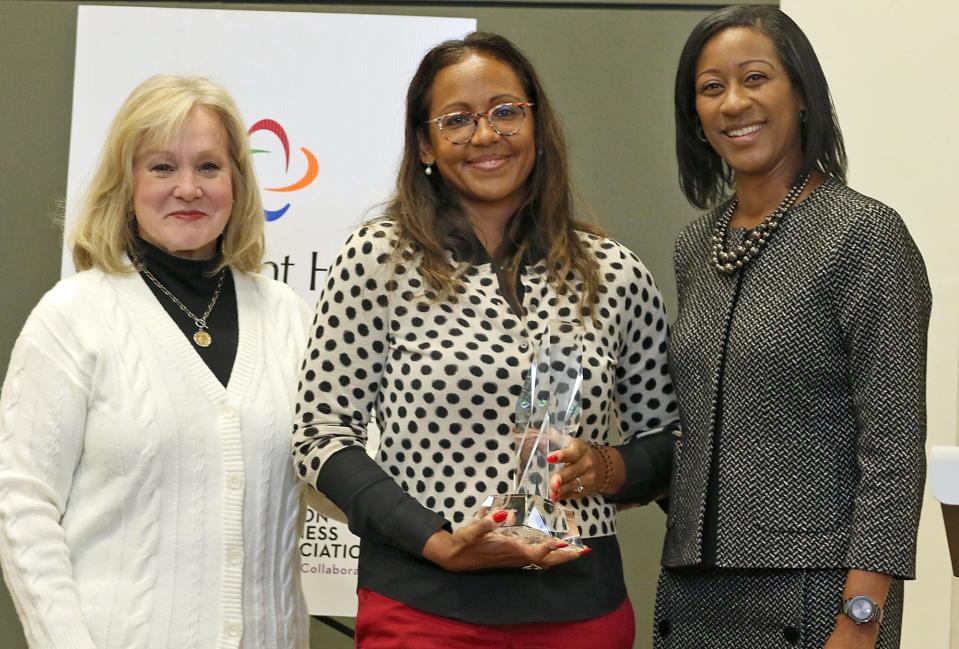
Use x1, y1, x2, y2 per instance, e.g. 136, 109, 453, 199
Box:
731, 166, 822, 229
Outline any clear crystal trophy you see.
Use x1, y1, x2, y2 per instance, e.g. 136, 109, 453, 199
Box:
474, 320, 585, 553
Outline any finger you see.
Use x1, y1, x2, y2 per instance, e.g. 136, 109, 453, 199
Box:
546, 440, 586, 466
528, 538, 577, 566
554, 453, 596, 499
454, 510, 508, 545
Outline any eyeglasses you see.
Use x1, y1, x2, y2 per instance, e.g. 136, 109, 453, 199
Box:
426, 102, 534, 145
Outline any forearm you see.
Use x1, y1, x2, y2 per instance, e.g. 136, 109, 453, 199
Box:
827, 569, 892, 647
606, 428, 675, 503
315, 447, 449, 556
842, 569, 892, 606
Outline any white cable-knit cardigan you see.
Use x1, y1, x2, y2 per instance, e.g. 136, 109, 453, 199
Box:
0, 267, 312, 649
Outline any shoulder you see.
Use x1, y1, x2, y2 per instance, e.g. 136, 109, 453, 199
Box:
337, 219, 407, 262
15, 269, 117, 366
238, 271, 312, 325
575, 230, 658, 287
32, 268, 114, 322
676, 205, 722, 253
242, 270, 304, 304
813, 181, 920, 253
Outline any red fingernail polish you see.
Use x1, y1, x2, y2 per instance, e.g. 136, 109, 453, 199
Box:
547, 454, 559, 463
556, 542, 569, 548
581, 546, 592, 555
492, 510, 508, 523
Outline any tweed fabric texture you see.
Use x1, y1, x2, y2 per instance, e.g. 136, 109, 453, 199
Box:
664, 178, 930, 577
652, 567, 903, 648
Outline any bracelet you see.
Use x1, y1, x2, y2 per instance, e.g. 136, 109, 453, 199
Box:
589, 442, 614, 495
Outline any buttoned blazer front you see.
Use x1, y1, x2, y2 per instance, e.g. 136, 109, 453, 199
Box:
663, 179, 930, 579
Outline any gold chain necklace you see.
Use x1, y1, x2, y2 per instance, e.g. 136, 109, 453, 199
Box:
130, 252, 226, 348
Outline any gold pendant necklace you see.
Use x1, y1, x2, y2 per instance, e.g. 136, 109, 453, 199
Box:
130, 252, 226, 348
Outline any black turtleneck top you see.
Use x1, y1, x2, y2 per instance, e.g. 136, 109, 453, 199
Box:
132, 237, 238, 387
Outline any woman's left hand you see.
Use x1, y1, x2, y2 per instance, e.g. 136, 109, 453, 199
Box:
823, 616, 880, 649
547, 439, 612, 500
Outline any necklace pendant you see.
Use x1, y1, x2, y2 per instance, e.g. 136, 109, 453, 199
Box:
193, 330, 213, 348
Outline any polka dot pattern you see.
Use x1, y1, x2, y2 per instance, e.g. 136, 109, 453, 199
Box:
293, 221, 675, 537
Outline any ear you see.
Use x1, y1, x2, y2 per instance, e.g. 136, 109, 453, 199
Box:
418, 132, 435, 165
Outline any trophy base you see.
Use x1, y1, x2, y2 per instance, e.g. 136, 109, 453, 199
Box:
475, 493, 585, 553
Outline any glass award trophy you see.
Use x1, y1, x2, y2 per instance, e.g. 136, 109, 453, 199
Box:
474, 320, 585, 553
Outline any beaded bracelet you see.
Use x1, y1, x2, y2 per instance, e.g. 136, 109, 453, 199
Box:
589, 442, 614, 495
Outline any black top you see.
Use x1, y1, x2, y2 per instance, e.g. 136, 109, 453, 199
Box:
133, 237, 238, 387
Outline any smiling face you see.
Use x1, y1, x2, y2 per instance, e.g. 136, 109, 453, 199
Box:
695, 26, 805, 183
419, 53, 536, 224
132, 105, 234, 260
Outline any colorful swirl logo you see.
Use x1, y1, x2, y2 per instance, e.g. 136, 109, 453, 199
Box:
249, 119, 318, 222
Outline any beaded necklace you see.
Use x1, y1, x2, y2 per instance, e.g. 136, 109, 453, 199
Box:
710, 173, 811, 274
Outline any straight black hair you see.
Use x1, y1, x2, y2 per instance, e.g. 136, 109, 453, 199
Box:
674, 5, 847, 209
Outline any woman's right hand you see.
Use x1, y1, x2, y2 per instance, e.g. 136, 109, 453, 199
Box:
421, 511, 586, 572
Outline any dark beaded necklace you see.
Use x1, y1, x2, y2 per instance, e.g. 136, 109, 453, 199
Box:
710, 173, 811, 274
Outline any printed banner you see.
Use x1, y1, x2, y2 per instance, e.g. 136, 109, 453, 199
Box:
66, 5, 475, 616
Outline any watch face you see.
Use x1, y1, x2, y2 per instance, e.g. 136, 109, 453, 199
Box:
848, 596, 875, 622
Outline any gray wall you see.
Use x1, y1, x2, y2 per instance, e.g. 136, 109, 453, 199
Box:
0, 1, 771, 647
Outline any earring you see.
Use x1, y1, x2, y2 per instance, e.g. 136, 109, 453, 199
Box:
800, 109, 807, 123
697, 125, 708, 143
424, 162, 433, 176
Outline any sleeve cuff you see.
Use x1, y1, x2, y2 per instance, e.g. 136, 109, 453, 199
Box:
607, 429, 675, 504
316, 447, 450, 556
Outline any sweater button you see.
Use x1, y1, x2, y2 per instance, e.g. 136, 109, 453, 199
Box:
227, 546, 244, 566
224, 621, 242, 638
227, 473, 243, 491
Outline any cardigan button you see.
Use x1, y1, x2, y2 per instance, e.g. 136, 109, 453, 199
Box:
227, 473, 243, 491
224, 621, 242, 638
227, 546, 244, 566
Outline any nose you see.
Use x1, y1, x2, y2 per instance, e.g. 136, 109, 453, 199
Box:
469, 115, 500, 146
720, 84, 752, 116
173, 170, 203, 200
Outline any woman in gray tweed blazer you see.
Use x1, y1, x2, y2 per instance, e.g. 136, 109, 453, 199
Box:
652, 6, 930, 648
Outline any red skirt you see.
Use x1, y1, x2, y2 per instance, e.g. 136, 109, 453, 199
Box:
355, 588, 635, 649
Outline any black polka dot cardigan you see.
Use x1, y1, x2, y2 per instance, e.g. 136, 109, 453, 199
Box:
292, 220, 678, 623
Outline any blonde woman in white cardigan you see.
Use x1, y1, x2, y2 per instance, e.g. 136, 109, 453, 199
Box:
0, 75, 311, 649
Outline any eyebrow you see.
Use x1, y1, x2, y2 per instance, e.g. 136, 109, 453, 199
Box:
137, 148, 227, 160
436, 93, 524, 115
696, 58, 775, 80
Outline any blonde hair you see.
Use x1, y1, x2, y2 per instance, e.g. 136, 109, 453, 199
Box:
70, 74, 264, 273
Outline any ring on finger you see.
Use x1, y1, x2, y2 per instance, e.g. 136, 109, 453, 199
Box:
523, 563, 543, 570
574, 477, 585, 493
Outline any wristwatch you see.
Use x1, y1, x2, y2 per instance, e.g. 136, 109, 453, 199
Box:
841, 595, 883, 624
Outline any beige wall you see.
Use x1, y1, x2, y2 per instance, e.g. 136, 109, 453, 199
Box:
781, 1, 959, 646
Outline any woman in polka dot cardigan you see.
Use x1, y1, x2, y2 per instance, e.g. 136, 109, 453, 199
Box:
292, 32, 678, 648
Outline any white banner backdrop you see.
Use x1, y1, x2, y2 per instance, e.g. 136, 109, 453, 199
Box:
65, 5, 475, 617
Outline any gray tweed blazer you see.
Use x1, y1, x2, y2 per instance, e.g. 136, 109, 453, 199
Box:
663, 178, 930, 578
